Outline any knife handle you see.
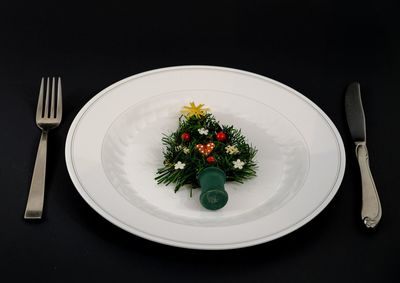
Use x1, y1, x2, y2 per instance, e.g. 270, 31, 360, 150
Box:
355, 143, 382, 228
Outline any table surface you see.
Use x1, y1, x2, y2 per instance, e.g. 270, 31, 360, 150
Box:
1, 1, 399, 282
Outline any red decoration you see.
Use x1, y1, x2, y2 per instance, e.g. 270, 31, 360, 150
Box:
181, 132, 190, 141
216, 131, 227, 142
207, 156, 216, 164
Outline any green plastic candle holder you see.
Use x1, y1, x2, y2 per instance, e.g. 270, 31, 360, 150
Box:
197, 167, 228, 210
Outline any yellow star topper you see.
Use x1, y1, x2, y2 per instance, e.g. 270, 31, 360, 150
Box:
181, 102, 210, 118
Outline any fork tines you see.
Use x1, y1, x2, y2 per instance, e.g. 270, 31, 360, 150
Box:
36, 77, 62, 123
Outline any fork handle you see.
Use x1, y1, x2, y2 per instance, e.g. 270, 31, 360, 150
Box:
24, 131, 48, 219
356, 143, 382, 228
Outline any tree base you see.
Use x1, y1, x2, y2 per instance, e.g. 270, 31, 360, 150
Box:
197, 167, 228, 210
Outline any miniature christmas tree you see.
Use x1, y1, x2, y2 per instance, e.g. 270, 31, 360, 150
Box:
155, 102, 257, 210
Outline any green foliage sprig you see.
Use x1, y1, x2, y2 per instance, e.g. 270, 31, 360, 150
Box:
155, 113, 257, 193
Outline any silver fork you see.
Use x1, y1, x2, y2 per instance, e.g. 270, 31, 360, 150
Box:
24, 77, 62, 219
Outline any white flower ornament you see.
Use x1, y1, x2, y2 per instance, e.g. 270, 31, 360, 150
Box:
174, 161, 186, 170
233, 159, 245, 169
198, 128, 209, 135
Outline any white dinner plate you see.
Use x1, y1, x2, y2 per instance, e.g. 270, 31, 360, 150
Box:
65, 66, 345, 249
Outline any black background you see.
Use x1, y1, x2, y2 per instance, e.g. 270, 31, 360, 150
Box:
1, 0, 399, 282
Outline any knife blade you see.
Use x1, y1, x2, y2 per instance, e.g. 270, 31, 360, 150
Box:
345, 82, 382, 228
345, 82, 366, 142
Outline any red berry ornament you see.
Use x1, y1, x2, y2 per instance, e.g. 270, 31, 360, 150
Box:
181, 132, 190, 141
207, 156, 216, 164
216, 131, 227, 142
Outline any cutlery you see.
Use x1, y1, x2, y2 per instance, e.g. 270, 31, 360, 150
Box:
24, 77, 62, 219
345, 82, 382, 228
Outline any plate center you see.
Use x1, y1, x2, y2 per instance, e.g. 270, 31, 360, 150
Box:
102, 90, 309, 226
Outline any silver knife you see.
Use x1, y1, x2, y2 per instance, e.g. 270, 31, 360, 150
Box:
345, 82, 382, 228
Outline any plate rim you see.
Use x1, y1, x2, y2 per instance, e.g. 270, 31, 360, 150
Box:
65, 65, 346, 249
